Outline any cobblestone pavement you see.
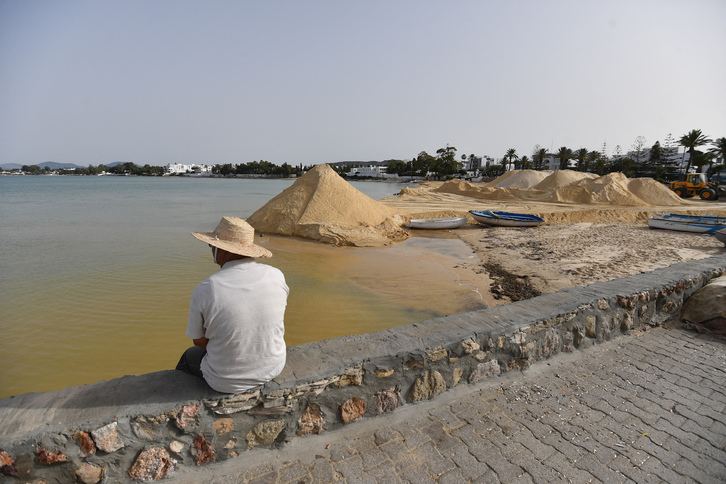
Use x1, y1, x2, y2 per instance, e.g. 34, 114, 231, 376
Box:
180, 326, 726, 483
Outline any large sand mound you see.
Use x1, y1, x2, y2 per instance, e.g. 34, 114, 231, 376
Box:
433, 170, 685, 207
532, 170, 598, 190
247, 164, 407, 247
488, 169, 552, 189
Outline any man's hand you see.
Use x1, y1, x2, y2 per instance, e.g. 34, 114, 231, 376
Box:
193, 337, 209, 350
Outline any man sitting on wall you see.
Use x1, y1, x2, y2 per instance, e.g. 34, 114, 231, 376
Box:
176, 216, 288, 393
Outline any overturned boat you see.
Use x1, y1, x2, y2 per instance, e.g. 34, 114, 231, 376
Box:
469, 210, 544, 227
647, 213, 726, 233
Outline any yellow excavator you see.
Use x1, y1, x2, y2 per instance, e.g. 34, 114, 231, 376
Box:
670, 173, 719, 200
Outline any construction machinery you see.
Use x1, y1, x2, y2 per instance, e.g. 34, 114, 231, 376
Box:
670, 173, 720, 200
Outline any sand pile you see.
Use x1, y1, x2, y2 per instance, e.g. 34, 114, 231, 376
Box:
247, 164, 407, 247
627, 177, 685, 206
431, 170, 687, 207
488, 169, 552, 189
434, 179, 543, 201
532, 170, 598, 190
540, 173, 685, 206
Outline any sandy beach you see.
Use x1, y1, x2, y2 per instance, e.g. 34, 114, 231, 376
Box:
381, 179, 726, 303
250, 166, 726, 314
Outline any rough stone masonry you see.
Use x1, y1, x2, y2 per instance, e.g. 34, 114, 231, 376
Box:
1, 254, 724, 483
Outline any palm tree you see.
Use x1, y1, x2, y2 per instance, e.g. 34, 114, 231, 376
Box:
575, 148, 588, 172
709, 137, 726, 164
504, 148, 519, 171
679, 129, 711, 179
532, 147, 547, 170
587, 151, 600, 173
556, 147, 573, 170
520, 155, 531, 170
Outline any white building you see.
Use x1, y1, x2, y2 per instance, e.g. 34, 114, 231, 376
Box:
349, 165, 390, 178
165, 163, 213, 175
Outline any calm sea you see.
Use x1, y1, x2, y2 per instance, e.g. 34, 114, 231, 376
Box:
0, 175, 473, 398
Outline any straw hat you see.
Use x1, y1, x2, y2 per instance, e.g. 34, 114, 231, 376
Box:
191, 216, 272, 258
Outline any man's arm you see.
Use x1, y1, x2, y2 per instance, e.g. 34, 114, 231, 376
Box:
193, 337, 209, 350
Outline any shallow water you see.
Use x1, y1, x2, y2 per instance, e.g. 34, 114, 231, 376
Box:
0, 176, 477, 398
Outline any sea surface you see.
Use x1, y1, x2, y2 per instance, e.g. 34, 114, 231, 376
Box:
0, 175, 473, 398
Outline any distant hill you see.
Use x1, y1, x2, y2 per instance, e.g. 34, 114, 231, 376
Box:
0, 161, 138, 171
37, 162, 84, 169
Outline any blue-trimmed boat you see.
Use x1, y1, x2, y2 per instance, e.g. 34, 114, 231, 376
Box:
714, 228, 726, 246
647, 213, 726, 233
469, 210, 544, 227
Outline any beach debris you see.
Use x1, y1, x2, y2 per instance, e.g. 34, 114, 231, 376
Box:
483, 261, 541, 301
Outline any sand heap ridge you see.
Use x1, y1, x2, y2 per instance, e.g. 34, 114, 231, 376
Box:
433, 170, 685, 207
247, 164, 407, 247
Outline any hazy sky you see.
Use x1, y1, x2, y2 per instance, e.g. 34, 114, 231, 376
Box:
1, 0, 724, 167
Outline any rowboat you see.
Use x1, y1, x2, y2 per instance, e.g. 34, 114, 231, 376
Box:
408, 217, 467, 230
647, 213, 726, 233
469, 210, 544, 227
713, 228, 726, 246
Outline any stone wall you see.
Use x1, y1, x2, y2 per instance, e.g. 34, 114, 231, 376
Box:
1, 254, 725, 483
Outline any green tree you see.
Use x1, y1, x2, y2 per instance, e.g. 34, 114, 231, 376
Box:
503, 148, 518, 171
532, 147, 547, 170
679, 129, 711, 179
575, 148, 588, 172
412, 151, 435, 177
386, 160, 407, 176
433, 145, 460, 178
630, 136, 648, 174
556, 147, 573, 170
519, 155, 531, 170
595, 157, 607, 175
709, 137, 726, 164
586, 151, 600, 173
485, 161, 505, 177
22, 165, 41, 174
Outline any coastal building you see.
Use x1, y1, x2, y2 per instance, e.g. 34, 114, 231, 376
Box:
542, 155, 566, 170
165, 163, 212, 175
349, 164, 390, 178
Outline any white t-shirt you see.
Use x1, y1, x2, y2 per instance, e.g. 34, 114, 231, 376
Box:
186, 258, 289, 393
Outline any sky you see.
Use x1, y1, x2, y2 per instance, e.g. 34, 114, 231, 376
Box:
1, 0, 724, 167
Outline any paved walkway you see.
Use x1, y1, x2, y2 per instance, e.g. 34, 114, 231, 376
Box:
179, 326, 726, 483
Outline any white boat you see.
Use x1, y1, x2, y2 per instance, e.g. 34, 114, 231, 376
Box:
408, 217, 467, 230
714, 228, 726, 246
647, 213, 726, 233
469, 210, 544, 227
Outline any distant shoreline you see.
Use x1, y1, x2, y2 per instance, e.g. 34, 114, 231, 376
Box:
0, 172, 414, 183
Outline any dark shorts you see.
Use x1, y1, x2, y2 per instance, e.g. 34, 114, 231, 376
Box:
176, 346, 206, 379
